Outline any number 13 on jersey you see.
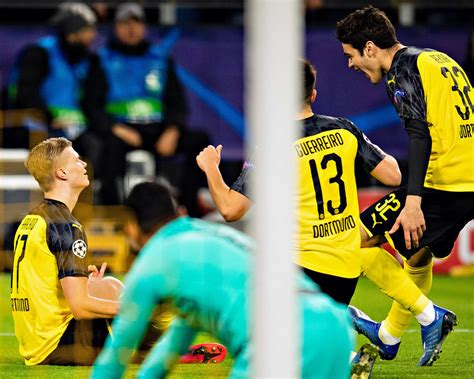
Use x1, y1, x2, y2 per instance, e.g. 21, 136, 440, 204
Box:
309, 153, 348, 220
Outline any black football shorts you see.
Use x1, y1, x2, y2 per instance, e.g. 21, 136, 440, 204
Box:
360, 186, 474, 259
41, 318, 111, 365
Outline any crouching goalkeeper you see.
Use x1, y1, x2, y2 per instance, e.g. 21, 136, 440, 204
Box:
91, 180, 354, 378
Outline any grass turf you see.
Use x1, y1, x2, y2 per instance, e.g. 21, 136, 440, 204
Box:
1, 273, 473, 378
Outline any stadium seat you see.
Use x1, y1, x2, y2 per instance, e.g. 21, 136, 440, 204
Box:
0, 148, 42, 271
123, 150, 156, 199
85, 216, 130, 274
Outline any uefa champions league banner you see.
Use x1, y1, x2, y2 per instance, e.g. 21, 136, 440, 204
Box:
0, 25, 470, 161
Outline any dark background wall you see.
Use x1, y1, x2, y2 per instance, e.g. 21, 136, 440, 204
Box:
1, 24, 471, 161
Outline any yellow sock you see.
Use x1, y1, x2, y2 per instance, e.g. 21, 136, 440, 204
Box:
384, 260, 433, 338
361, 247, 430, 329
405, 259, 433, 295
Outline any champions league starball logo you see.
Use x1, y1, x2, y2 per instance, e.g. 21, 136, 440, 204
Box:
72, 239, 87, 259
393, 88, 406, 104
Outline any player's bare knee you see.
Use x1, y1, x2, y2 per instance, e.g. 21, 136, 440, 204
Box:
88, 276, 124, 301
407, 247, 433, 267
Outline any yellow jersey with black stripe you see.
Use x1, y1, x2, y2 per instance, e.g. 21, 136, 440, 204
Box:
295, 115, 385, 278
386, 47, 474, 191
11, 199, 89, 365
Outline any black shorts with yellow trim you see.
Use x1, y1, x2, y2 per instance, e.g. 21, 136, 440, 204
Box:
41, 318, 112, 366
360, 186, 474, 260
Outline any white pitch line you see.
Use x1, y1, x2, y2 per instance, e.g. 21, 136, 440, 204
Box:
0, 332, 15, 336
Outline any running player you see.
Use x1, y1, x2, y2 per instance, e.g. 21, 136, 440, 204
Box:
336, 5, 472, 365
91, 180, 354, 378
11, 137, 123, 365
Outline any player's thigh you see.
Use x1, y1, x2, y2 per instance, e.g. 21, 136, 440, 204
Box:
360, 187, 406, 240
303, 268, 359, 305
400, 189, 474, 259
73, 318, 112, 353
360, 225, 387, 248
361, 187, 474, 259
426, 197, 474, 259
41, 319, 111, 365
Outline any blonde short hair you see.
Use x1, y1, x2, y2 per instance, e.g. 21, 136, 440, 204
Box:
25, 137, 72, 192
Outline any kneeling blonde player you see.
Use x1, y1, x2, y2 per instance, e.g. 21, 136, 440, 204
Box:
12, 137, 123, 365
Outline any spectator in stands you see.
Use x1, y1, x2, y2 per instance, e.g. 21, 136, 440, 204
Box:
8, 2, 102, 180
84, 2, 209, 215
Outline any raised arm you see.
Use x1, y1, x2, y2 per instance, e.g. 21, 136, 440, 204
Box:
196, 144, 252, 221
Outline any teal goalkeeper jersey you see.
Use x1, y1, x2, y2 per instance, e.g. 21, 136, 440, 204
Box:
92, 217, 353, 379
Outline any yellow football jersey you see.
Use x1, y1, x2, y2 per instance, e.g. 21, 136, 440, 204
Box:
11, 199, 88, 365
295, 115, 385, 278
386, 47, 474, 191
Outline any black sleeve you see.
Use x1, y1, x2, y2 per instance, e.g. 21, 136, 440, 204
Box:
47, 222, 89, 279
230, 159, 254, 200
340, 118, 385, 172
162, 57, 188, 129
386, 53, 426, 121
82, 53, 115, 137
404, 118, 432, 196
15, 45, 50, 117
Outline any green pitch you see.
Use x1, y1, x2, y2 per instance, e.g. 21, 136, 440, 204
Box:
1, 273, 473, 378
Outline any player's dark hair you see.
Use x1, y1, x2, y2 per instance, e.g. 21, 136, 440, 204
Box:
303, 59, 317, 105
336, 5, 399, 55
125, 179, 178, 234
